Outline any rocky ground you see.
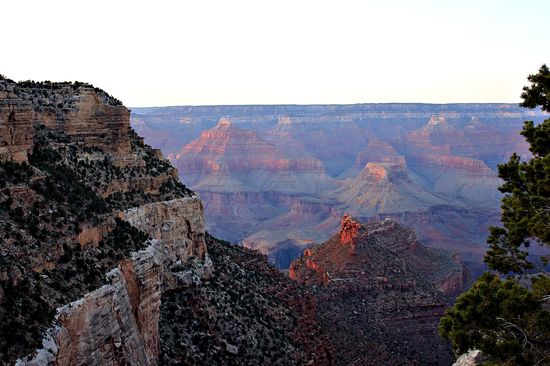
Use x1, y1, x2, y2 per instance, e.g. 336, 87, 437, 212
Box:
159, 234, 332, 366
290, 216, 457, 365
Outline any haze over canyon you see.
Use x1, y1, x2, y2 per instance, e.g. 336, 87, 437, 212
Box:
132, 104, 546, 275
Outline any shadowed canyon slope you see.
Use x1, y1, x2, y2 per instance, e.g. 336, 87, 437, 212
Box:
290, 216, 464, 365
132, 104, 546, 273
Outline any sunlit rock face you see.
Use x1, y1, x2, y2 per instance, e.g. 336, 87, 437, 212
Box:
289, 216, 460, 365
170, 118, 334, 193
132, 103, 547, 272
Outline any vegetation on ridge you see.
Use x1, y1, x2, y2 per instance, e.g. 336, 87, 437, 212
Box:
159, 235, 330, 366
0, 122, 191, 364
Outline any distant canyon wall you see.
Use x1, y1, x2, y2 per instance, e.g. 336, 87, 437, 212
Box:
131, 104, 546, 273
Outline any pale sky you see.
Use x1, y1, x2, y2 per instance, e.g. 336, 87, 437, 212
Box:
2, 0, 549, 107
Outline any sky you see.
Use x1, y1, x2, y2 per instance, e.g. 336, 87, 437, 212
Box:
2, 0, 549, 107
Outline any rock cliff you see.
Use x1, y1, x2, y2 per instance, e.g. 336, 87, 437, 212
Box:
0, 78, 130, 164
0, 77, 210, 365
19, 194, 212, 366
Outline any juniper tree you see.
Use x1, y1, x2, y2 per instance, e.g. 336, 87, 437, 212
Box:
440, 65, 550, 365
486, 64, 550, 273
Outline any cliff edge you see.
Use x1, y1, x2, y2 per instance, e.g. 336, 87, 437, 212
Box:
0, 77, 211, 365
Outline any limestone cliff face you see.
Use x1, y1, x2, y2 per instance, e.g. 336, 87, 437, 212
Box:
20, 246, 162, 366
18, 196, 211, 366
120, 197, 212, 287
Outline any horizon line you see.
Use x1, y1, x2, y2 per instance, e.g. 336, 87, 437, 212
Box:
130, 101, 526, 110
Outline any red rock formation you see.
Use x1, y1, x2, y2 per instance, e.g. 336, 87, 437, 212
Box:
338, 214, 363, 245
290, 216, 461, 365
172, 118, 320, 172
131, 104, 542, 273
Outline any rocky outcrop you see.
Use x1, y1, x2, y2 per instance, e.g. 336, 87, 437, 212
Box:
452, 350, 490, 366
98, 172, 177, 198
0, 78, 130, 164
290, 216, 460, 365
18, 245, 162, 366
0, 77, 210, 365
17, 196, 211, 366
120, 197, 207, 266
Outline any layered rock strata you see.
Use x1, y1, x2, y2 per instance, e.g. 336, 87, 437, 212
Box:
0, 78, 130, 164
19, 195, 212, 365
133, 105, 549, 271
0, 77, 209, 365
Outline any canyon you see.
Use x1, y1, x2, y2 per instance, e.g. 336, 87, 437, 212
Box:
0, 77, 330, 365
133, 104, 546, 274
0, 77, 211, 365
1, 75, 544, 365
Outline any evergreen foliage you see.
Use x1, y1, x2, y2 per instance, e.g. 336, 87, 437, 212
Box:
440, 65, 550, 365
439, 273, 550, 365
486, 64, 550, 273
